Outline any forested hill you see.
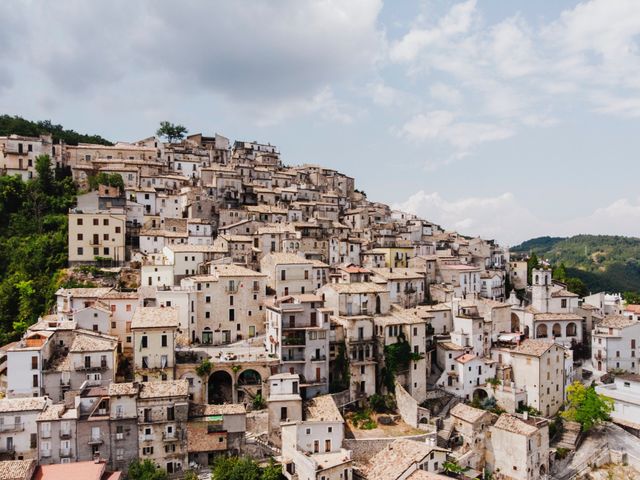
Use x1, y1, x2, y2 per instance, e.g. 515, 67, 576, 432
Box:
0, 115, 113, 145
0, 116, 115, 343
512, 235, 640, 294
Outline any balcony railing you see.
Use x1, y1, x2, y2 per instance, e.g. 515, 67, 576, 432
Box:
163, 431, 179, 441
60, 431, 71, 439
74, 362, 108, 372
311, 355, 327, 362
59, 448, 72, 457
87, 433, 104, 445
41, 450, 52, 458
225, 285, 239, 294
0, 423, 24, 433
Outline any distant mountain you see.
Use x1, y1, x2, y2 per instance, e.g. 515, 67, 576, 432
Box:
0, 115, 113, 146
511, 235, 640, 294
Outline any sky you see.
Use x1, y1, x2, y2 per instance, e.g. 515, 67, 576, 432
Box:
1, 0, 639, 245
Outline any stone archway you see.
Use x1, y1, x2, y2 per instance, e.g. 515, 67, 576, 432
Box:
237, 369, 262, 386
511, 313, 520, 333
473, 388, 488, 401
208, 370, 233, 404
536, 324, 548, 338
552, 323, 562, 338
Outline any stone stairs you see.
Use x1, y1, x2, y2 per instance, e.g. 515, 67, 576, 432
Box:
555, 421, 582, 450
437, 417, 454, 448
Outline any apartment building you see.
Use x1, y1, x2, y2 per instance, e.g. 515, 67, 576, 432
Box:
260, 253, 315, 297
108, 382, 139, 474
592, 315, 640, 374
136, 381, 190, 475
36, 403, 78, 465
131, 307, 179, 382
0, 134, 54, 180
68, 209, 126, 265
265, 295, 331, 399
0, 397, 50, 461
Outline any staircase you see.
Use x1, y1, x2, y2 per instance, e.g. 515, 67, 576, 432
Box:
555, 421, 582, 450
437, 417, 454, 448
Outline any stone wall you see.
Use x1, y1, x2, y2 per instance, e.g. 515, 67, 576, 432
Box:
395, 381, 430, 428
344, 432, 436, 463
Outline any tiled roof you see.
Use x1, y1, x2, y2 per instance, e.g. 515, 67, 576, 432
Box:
131, 307, 179, 329
139, 380, 189, 399
37, 404, 66, 421
108, 382, 140, 396
533, 313, 582, 321
455, 353, 477, 364
211, 264, 266, 277
304, 395, 342, 422
70, 332, 117, 353
450, 403, 488, 424
0, 459, 36, 480
493, 414, 540, 436
550, 289, 579, 298
512, 339, 556, 357
0, 397, 48, 413
599, 315, 637, 329
262, 252, 312, 264
190, 403, 246, 417
323, 282, 387, 294
364, 439, 447, 480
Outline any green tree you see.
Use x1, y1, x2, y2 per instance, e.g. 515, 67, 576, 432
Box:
128, 459, 168, 480
443, 458, 466, 477
565, 277, 588, 297
88, 172, 125, 192
156, 121, 188, 143
527, 252, 539, 285
561, 382, 613, 431
553, 263, 567, 283
183, 470, 199, 480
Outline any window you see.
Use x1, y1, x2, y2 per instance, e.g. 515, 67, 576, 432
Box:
31, 356, 38, 370
115, 226, 121, 233
161, 335, 168, 347
281, 270, 286, 281
167, 406, 175, 421
141, 335, 148, 348
103, 219, 109, 226
77, 218, 83, 226
77, 247, 84, 255
93, 218, 99, 226
280, 407, 288, 420
77, 233, 83, 241
33, 374, 38, 387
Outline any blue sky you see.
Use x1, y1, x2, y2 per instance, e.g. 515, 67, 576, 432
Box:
1, 0, 639, 245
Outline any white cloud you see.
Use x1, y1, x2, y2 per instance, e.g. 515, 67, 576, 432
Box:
399, 110, 514, 151
394, 190, 640, 245
429, 83, 463, 105
365, 82, 404, 107
389, 0, 640, 168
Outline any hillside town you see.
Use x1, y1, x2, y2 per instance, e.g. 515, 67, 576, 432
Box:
0, 129, 639, 480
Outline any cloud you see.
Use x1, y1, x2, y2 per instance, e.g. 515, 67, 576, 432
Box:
0, 0, 384, 125
388, 0, 640, 168
399, 110, 514, 151
394, 190, 640, 245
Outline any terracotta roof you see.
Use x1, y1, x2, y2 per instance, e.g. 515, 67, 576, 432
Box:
450, 403, 489, 424
33, 461, 114, 480
599, 315, 637, 329
108, 382, 140, 396
323, 282, 387, 294
365, 439, 447, 480
0, 397, 48, 413
624, 304, 640, 314
211, 264, 266, 277
131, 307, 179, 329
493, 414, 540, 436
190, 403, 246, 417
512, 339, 556, 357
304, 395, 342, 422
70, 332, 117, 353
455, 353, 477, 364
550, 289, 579, 298
533, 313, 582, 321
37, 404, 66, 421
0, 460, 36, 480
262, 252, 312, 264
139, 380, 189, 399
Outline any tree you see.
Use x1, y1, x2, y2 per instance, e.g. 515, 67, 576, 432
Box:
156, 121, 188, 143
623, 291, 640, 305
88, 172, 124, 192
553, 262, 567, 283
443, 458, 466, 477
211, 456, 283, 480
527, 252, 539, 285
486, 377, 501, 393
128, 459, 168, 480
261, 460, 283, 480
183, 471, 199, 480
561, 381, 613, 431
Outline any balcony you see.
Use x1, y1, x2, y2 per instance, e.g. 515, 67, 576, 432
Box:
311, 355, 327, 362
60, 378, 71, 387
225, 285, 239, 294
41, 450, 52, 459
0, 423, 24, 433
60, 431, 72, 440
74, 361, 108, 372
163, 431, 179, 442
59, 448, 72, 458
87, 433, 104, 445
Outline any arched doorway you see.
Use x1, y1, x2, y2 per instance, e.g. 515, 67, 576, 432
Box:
511, 313, 520, 333
536, 324, 548, 338
208, 371, 233, 404
597, 360, 602, 371
552, 323, 562, 338
375, 295, 381, 314
237, 369, 261, 386
540, 465, 546, 476
473, 388, 488, 401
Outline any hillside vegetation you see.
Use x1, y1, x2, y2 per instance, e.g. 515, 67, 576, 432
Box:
0, 119, 113, 343
0, 115, 113, 146
512, 235, 640, 294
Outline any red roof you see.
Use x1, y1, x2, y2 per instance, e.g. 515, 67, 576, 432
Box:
455, 353, 477, 364
34, 461, 120, 480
